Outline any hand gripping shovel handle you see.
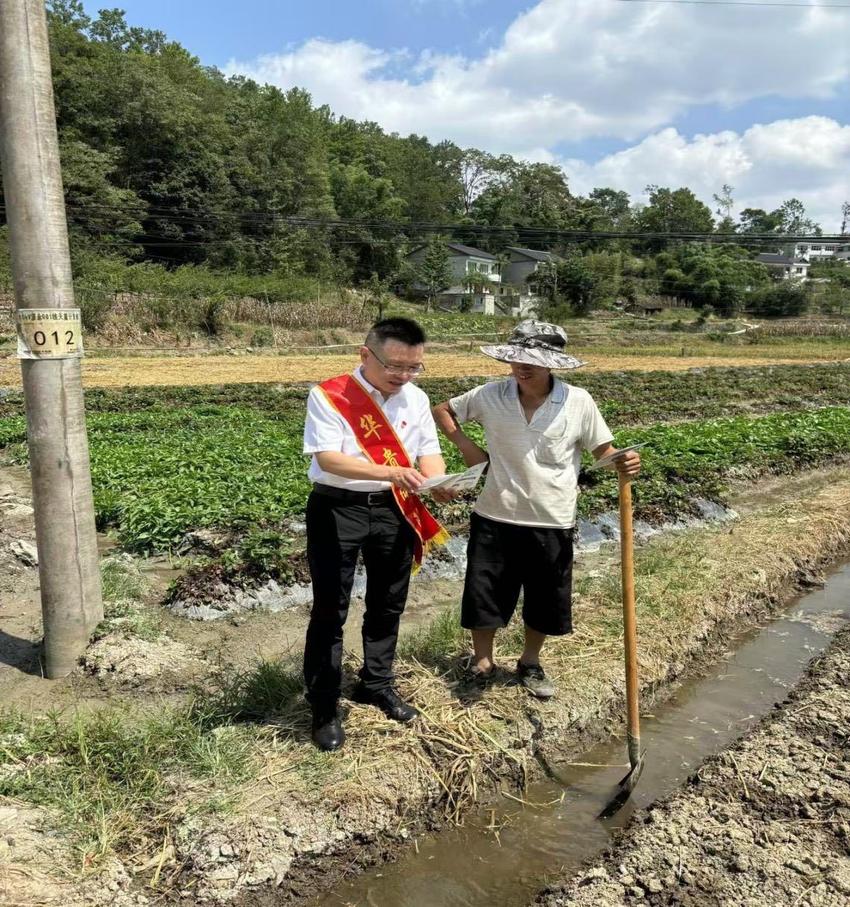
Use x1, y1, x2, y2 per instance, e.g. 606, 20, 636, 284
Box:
598, 471, 645, 819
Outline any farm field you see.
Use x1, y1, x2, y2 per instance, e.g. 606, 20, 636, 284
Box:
3, 403, 850, 555
2, 1, 849, 901
1, 361, 850, 906
0, 365, 848, 556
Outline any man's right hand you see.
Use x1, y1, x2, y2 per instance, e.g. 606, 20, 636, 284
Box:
386, 466, 426, 493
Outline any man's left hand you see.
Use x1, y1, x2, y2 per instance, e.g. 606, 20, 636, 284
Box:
615, 450, 641, 477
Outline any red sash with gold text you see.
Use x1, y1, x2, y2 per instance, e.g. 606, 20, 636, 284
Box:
317, 374, 449, 568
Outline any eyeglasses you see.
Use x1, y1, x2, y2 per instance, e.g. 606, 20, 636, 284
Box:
367, 346, 426, 377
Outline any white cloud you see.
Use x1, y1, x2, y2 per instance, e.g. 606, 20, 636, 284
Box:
223, 0, 850, 228
225, 0, 849, 148
561, 117, 850, 232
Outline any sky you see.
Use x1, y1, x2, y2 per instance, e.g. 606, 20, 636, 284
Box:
81, 0, 850, 231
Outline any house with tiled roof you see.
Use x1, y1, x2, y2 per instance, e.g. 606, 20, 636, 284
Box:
405, 242, 501, 314
756, 253, 809, 281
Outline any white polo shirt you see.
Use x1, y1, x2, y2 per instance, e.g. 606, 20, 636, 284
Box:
450, 378, 613, 529
304, 367, 442, 491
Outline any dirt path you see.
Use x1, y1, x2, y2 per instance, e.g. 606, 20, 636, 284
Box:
536, 628, 850, 907
0, 351, 842, 388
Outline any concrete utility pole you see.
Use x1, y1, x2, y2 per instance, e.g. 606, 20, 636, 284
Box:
0, 0, 103, 677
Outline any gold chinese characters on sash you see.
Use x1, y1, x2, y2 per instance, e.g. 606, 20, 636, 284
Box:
317, 374, 449, 568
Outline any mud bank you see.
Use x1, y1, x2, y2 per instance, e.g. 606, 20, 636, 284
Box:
3, 473, 850, 907
536, 626, 850, 907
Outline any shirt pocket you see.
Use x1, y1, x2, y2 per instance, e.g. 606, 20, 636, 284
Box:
534, 427, 571, 468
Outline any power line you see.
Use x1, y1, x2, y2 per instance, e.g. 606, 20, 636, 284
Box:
4, 201, 844, 241
4, 203, 845, 244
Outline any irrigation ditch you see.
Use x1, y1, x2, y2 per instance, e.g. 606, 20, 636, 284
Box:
535, 621, 850, 907
313, 561, 850, 907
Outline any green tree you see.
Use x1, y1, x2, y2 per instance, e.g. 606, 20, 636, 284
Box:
416, 240, 453, 311
587, 187, 632, 230
775, 198, 820, 235
457, 148, 506, 215
554, 258, 596, 315
746, 282, 810, 316
471, 161, 576, 239
637, 186, 715, 236
739, 199, 820, 236
330, 161, 405, 280
713, 184, 736, 233
656, 244, 769, 314
59, 139, 146, 242
738, 207, 783, 234
364, 272, 392, 321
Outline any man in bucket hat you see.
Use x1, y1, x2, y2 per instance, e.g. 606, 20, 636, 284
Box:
433, 320, 640, 699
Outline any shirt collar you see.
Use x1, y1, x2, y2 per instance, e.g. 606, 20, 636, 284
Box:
353, 365, 381, 400
354, 365, 407, 403
506, 376, 565, 404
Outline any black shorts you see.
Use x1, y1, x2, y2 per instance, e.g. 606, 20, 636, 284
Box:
461, 513, 574, 637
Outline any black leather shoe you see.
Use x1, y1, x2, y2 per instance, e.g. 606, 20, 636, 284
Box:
311, 706, 345, 751
350, 683, 420, 723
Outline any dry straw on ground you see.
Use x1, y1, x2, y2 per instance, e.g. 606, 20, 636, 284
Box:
0, 350, 842, 388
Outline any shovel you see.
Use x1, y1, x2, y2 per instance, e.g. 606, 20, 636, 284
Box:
598, 469, 646, 819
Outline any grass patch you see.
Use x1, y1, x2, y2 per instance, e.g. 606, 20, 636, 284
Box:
398, 603, 465, 667
0, 657, 303, 868
95, 554, 161, 641
101, 554, 148, 601
0, 706, 257, 865
195, 658, 304, 726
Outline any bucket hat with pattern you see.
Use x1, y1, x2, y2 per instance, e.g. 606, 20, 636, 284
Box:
480, 320, 585, 370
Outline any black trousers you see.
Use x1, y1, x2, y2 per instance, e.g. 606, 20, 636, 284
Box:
303, 488, 415, 708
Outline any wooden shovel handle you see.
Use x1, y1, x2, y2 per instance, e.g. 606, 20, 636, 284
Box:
618, 471, 641, 767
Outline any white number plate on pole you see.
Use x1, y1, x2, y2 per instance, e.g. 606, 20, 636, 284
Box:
16, 308, 84, 359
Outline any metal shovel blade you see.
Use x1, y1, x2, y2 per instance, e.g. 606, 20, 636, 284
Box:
597, 749, 646, 820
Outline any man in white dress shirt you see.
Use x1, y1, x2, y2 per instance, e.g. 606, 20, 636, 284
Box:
433, 321, 640, 700
303, 317, 451, 751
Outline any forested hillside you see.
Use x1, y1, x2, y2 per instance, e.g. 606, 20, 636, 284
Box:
0, 0, 846, 324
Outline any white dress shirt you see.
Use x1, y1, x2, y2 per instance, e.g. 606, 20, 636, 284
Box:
304, 367, 442, 491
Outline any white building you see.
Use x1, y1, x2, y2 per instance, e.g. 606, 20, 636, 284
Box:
756, 253, 810, 281
791, 242, 850, 262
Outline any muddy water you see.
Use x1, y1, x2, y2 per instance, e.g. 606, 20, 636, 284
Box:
315, 562, 850, 907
